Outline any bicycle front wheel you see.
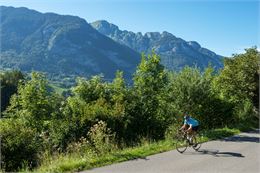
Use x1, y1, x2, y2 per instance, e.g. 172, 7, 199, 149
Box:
175, 136, 188, 153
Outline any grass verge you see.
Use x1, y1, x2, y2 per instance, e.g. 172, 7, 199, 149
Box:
32, 127, 241, 173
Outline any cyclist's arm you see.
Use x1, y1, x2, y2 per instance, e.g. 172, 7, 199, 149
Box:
186, 124, 192, 132
179, 124, 186, 130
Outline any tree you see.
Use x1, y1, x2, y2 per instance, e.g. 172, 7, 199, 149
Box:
0, 70, 24, 115
64, 72, 129, 143
128, 52, 168, 139
213, 47, 259, 125
167, 66, 234, 129
1, 72, 65, 171
214, 48, 259, 107
71, 75, 109, 103
167, 67, 213, 112
4, 72, 59, 131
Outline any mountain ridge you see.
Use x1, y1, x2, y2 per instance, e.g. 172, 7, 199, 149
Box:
91, 20, 223, 70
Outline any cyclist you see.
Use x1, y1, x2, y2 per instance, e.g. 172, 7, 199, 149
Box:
179, 113, 200, 142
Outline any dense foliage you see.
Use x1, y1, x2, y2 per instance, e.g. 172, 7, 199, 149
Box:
214, 48, 259, 106
213, 48, 259, 127
0, 48, 259, 171
0, 70, 24, 115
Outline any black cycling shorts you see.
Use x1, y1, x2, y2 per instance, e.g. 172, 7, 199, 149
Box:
192, 125, 199, 131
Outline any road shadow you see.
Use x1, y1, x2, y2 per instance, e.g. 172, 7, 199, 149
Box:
221, 135, 259, 143
246, 129, 260, 134
184, 149, 245, 158
199, 149, 245, 157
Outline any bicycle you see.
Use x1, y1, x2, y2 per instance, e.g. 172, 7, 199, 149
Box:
175, 129, 201, 153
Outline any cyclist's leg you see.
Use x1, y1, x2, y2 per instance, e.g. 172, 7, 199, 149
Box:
186, 125, 193, 144
191, 126, 199, 146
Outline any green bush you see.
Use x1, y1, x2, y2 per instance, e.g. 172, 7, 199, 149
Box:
164, 124, 179, 140
232, 100, 259, 130
0, 119, 41, 171
66, 137, 95, 157
87, 121, 117, 154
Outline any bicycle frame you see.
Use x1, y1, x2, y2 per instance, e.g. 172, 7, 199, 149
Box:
175, 130, 201, 153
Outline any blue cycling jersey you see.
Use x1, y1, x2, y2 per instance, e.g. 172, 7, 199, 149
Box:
184, 117, 199, 127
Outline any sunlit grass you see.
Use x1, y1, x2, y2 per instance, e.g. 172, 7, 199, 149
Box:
32, 127, 240, 173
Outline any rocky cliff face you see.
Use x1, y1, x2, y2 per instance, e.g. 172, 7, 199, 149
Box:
0, 6, 141, 80
91, 20, 223, 71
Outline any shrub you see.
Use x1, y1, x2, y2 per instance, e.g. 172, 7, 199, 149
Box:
66, 137, 95, 157
232, 100, 259, 130
0, 119, 41, 171
164, 124, 180, 140
87, 121, 116, 154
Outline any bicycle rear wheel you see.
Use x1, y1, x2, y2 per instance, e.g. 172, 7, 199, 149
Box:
175, 136, 188, 153
191, 136, 201, 151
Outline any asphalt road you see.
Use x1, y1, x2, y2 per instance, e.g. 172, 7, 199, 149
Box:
81, 129, 260, 173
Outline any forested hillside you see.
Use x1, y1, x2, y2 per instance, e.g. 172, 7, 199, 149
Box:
0, 48, 259, 172
0, 6, 141, 81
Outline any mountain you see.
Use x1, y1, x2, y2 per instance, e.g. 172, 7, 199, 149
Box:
91, 20, 223, 71
0, 6, 141, 81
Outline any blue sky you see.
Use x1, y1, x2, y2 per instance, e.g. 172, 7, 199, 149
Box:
0, 0, 259, 56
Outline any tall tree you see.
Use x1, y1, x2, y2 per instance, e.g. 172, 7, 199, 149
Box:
0, 70, 24, 115
214, 48, 259, 108
129, 52, 168, 139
